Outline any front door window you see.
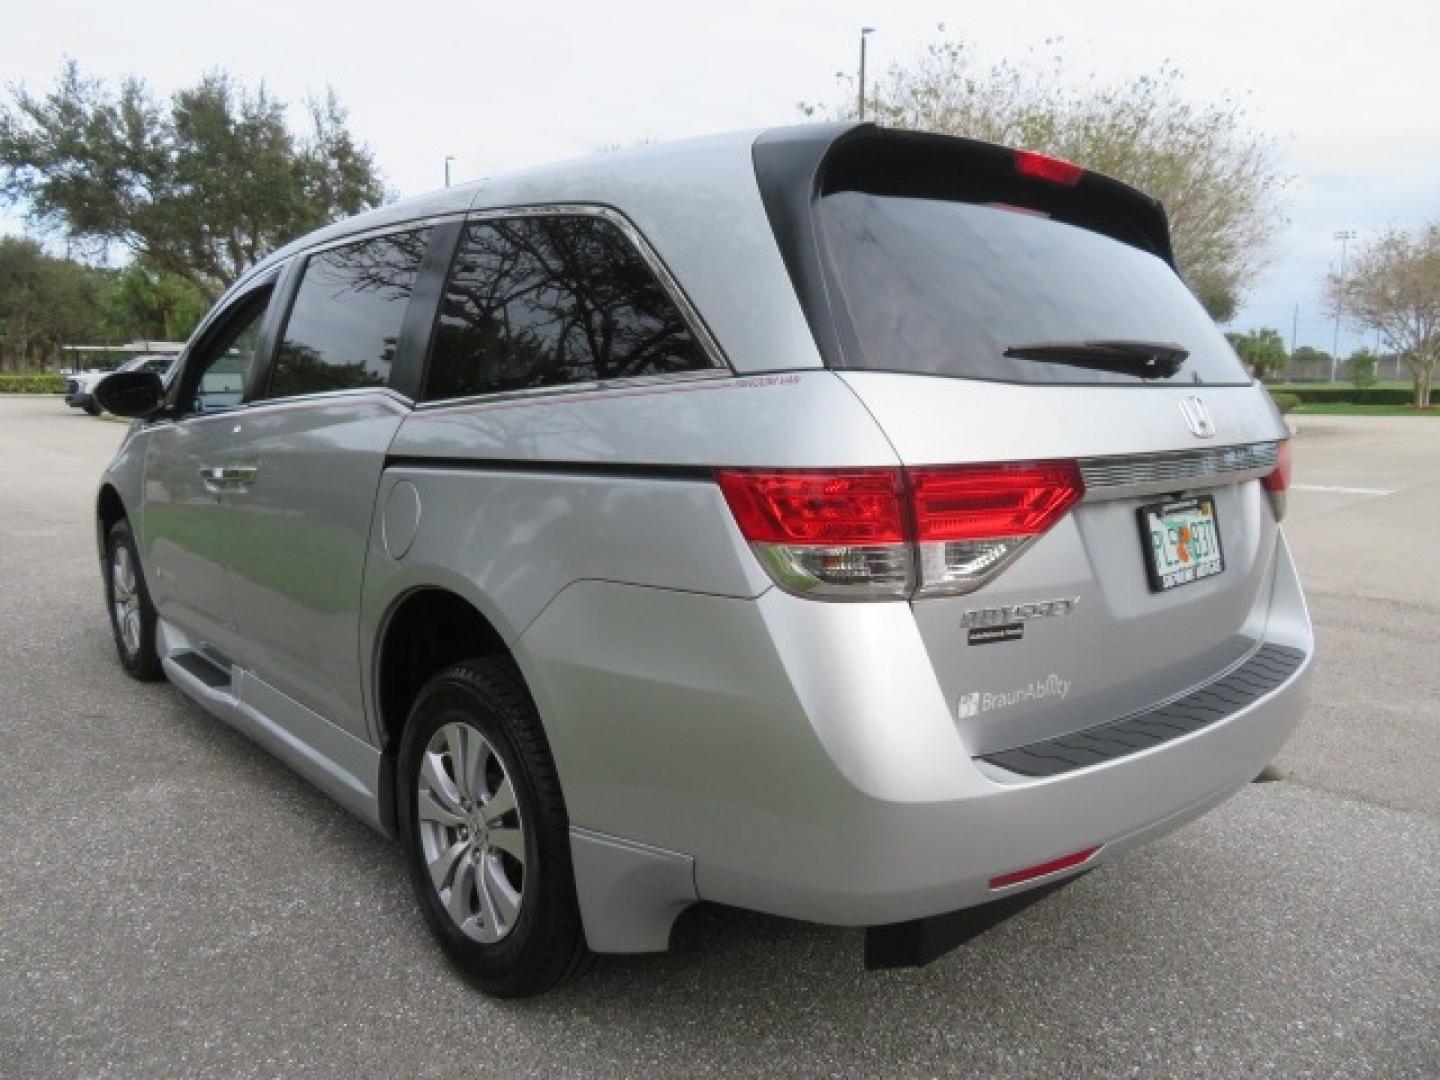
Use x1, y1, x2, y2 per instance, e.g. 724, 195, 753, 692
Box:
179, 290, 270, 416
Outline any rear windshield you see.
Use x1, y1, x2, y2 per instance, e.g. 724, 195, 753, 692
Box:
817, 191, 1251, 386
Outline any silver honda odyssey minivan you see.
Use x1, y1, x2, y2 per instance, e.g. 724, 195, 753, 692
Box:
93, 123, 1311, 997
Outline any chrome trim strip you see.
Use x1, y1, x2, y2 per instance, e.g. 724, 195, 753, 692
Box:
412, 369, 733, 413
245, 385, 415, 410
145, 386, 414, 430
1080, 441, 1279, 502
297, 213, 466, 259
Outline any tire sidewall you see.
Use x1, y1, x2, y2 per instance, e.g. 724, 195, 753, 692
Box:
104, 519, 162, 679
396, 664, 573, 995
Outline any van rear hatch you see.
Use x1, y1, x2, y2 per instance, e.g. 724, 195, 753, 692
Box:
752, 124, 1291, 762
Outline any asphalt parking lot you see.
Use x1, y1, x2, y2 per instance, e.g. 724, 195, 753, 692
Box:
1, 396, 1437, 1078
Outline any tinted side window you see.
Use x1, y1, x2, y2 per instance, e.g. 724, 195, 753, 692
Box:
424, 215, 712, 401
179, 287, 272, 415
267, 228, 431, 400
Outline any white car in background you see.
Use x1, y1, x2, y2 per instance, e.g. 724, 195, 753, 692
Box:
66, 355, 175, 415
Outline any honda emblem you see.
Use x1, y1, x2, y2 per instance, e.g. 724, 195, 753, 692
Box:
1178, 396, 1216, 439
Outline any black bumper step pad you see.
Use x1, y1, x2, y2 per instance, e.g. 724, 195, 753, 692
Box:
978, 644, 1307, 779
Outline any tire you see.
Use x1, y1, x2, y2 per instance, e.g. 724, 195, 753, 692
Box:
104, 518, 164, 681
397, 658, 591, 997
84, 401, 101, 416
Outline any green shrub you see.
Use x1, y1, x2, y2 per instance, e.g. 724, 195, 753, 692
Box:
1262, 385, 1415, 405
1347, 350, 1379, 390
0, 374, 67, 394
1268, 391, 1300, 414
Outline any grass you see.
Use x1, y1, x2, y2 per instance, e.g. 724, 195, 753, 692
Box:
1292, 402, 1439, 416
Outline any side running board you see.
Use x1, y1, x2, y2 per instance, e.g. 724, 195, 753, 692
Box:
168, 650, 233, 691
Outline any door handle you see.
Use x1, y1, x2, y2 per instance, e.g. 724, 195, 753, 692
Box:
199, 464, 259, 493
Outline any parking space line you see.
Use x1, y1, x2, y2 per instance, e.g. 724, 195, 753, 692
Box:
1291, 484, 1396, 496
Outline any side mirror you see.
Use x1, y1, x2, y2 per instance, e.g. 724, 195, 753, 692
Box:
94, 370, 166, 418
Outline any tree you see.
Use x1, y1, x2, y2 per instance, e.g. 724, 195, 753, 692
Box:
0, 236, 104, 370
1326, 224, 1440, 407
0, 61, 385, 302
1225, 328, 1287, 380
0, 239, 208, 371
98, 258, 210, 343
1346, 347, 1379, 389
800, 31, 1288, 321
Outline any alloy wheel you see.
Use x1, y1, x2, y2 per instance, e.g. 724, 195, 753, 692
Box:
416, 720, 527, 943
111, 544, 142, 657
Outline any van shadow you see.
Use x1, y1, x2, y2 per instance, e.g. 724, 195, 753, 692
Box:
154, 690, 1138, 1063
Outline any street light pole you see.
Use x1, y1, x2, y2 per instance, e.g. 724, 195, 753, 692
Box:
1330, 229, 1356, 381
444, 155, 456, 189
857, 27, 876, 120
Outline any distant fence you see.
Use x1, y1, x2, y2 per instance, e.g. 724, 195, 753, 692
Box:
1273, 354, 1409, 384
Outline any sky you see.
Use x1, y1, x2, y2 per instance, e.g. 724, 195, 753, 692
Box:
3, 0, 1437, 354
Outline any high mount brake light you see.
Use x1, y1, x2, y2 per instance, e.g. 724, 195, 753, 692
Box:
1015, 149, 1085, 186
1262, 440, 1292, 521
715, 462, 1085, 600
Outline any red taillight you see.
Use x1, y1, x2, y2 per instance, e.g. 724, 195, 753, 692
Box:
910, 462, 1085, 542
989, 846, 1099, 890
1262, 440, 1291, 522
715, 462, 1084, 599
909, 461, 1084, 596
715, 468, 912, 598
1015, 149, 1084, 186
1262, 440, 1292, 493
714, 469, 906, 545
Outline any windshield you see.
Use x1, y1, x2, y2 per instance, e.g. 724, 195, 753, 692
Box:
817, 192, 1251, 386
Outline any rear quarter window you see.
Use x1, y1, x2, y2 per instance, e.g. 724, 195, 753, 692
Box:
423, 214, 713, 402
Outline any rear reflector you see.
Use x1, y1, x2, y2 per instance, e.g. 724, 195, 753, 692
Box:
989, 846, 1099, 890
716, 461, 1084, 599
1015, 149, 1084, 186
1262, 440, 1292, 521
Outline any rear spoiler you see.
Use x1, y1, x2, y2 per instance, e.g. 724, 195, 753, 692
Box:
751, 123, 1178, 371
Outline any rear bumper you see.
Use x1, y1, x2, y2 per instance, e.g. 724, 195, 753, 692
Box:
65, 391, 94, 408
696, 633, 1310, 927
520, 532, 1311, 942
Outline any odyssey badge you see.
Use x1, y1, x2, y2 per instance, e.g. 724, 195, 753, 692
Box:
960, 596, 1079, 629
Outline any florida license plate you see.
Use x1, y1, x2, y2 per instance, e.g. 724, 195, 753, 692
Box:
1138, 494, 1225, 592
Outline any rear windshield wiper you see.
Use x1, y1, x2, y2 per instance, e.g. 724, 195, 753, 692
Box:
1003, 340, 1189, 379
